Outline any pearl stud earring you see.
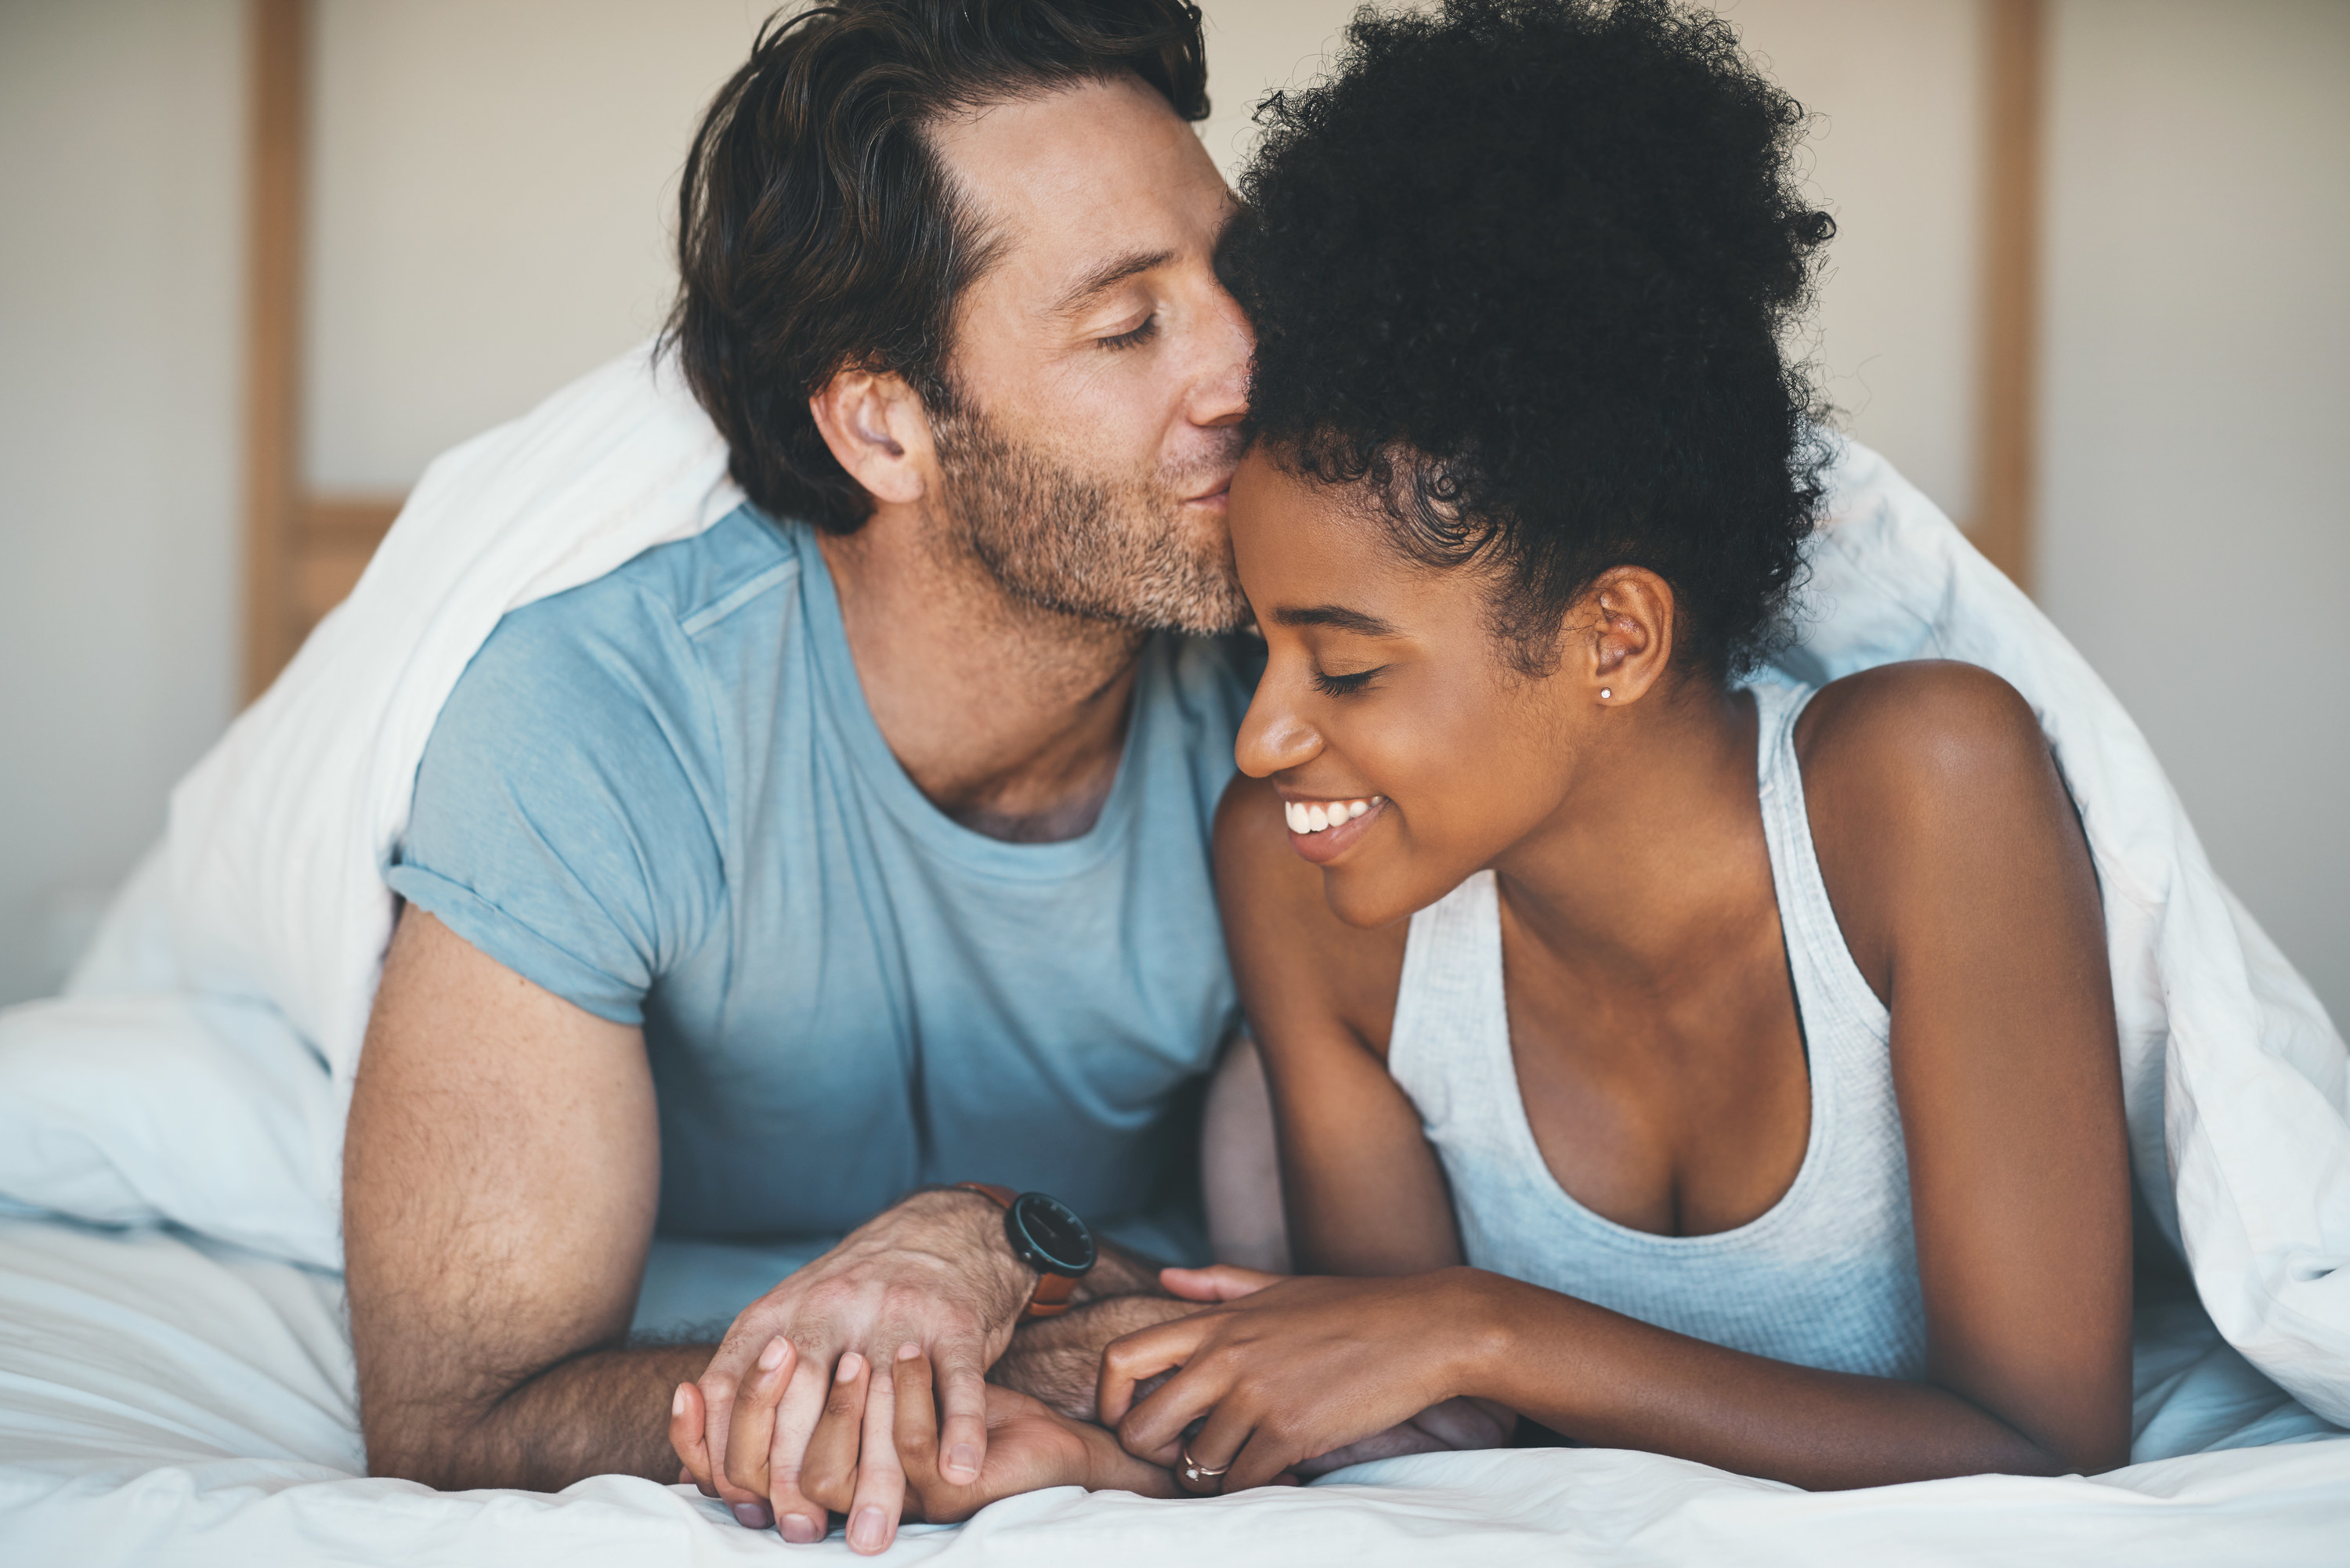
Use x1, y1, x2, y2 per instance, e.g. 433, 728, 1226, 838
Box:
1600, 688, 1612, 700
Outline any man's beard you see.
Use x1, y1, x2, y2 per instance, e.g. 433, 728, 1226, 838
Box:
930, 403, 1249, 637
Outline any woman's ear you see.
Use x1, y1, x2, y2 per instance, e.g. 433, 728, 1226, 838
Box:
808, 367, 935, 508
1575, 567, 1676, 706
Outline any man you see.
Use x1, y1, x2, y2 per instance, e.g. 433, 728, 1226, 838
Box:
342, 0, 1268, 1553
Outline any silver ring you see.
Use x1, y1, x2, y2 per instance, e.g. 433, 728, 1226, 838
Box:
1177, 1440, 1231, 1493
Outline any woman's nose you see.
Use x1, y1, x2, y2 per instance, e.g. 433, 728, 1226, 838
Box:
1235, 689, 1321, 780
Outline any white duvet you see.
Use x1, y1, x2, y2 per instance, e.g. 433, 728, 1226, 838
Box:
2, 343, 2346, 1560
0, 1212, 2343, 1565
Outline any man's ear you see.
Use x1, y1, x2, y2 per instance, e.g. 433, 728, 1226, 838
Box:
808, 367, 935, 508
1574, 567, 1676, 706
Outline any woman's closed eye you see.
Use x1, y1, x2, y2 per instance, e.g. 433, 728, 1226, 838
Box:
1312, 666, 1385, 698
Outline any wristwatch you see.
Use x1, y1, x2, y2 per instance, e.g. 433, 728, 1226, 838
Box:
956, 1183, 1097, 1319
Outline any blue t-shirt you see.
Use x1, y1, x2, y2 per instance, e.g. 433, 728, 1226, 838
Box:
389, 507, 1256, 1262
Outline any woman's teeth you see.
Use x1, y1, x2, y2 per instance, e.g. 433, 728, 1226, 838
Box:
1285, 797, 1382, 835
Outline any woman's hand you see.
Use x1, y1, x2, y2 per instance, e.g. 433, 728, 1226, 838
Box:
1152, 1264, 1514, 1478
1285, 1395, 1517, 1477
675, 1345, 1176, 1554
1159, 1262, 1287, 1302
1099, 1267, 1497, 1493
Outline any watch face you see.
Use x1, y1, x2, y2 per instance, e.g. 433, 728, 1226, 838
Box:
1010, 1192, 1097, 1274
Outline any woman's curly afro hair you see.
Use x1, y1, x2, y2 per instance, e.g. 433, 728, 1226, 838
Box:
1220, 0, 1836, 678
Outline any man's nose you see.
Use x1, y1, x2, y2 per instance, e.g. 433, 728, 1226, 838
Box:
1188, 284, 1254, 430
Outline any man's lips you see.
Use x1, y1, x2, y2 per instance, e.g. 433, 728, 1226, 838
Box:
1177, 459, 1238, 506
1282, 793, 1386, 865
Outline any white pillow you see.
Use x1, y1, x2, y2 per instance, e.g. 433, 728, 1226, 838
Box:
0, 990, 342, 1270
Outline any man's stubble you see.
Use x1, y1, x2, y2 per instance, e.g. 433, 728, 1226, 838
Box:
930, 402, 1250, 638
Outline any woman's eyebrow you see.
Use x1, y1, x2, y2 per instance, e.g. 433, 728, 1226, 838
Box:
1271, 604, 1400, 637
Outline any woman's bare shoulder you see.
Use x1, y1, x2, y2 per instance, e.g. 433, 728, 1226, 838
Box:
1213, 774, 1409, 1057
1795, 660, 2055, 813
1791, 660, 2084, 997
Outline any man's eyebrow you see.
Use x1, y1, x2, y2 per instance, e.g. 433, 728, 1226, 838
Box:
1054, 248, 1173, 317
1271, 605, 1401, 637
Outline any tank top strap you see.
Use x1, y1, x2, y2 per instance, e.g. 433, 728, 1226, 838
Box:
1388, 869, 1509, 1142
1749, 681, 1892, 1043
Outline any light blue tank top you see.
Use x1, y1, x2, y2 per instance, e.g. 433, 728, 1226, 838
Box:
1387, 681, 1928, 1379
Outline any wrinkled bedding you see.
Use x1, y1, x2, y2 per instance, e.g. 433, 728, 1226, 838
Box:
2, 1212, 2343, 1566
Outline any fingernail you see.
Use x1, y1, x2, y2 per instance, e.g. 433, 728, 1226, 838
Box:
780, 1512, 823, 1545
837, 1350, 865, 1383
732, 1501, 772, 1528
850, 1506, 888, 1553
757, 1336, 789, 1372
897, 1342, 923, 1360
671, 1384, 689, 1418
947, 1442, 980, 1480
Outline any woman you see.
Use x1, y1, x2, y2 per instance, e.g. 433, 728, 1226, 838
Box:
1096, 0, 2133, 1492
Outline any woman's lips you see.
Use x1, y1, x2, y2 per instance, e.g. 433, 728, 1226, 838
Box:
1283, 794, 1385, 864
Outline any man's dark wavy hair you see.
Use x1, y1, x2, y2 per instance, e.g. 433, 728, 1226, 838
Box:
1220, 0, 1835, 678
669, 1, 1209, 533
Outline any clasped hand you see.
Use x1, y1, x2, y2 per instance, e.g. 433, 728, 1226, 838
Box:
674, 1201, 1509, 1550
671, 1189, 1191, 1552
1100, 1264, 1514, 1493
675, 1342, 1145, 1551
677, 1189, 1035, 1546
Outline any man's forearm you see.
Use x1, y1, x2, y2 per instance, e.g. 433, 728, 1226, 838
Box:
366, 1341, 709, 1493
1068, 1237, 1168, 1304
989, 1292, 1195, 1422
347, 911, 696, 1497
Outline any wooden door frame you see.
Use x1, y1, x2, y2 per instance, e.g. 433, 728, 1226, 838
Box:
240, 0, 402, 701
1972, 0, 2044, 592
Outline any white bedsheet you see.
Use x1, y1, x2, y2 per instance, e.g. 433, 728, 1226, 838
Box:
2, 1213, 2343, 1566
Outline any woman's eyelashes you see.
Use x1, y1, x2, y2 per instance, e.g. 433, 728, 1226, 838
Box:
1097, 314, 1158, 352
1312, 665, 1385, 698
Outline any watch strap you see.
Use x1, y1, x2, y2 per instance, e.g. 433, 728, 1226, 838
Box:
958, 1181, 1019, 1210
1026, 1269, 1078, 1318
955, 1183, 1076, 1320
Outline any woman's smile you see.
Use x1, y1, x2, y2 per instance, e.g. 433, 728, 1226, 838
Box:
1280, 793, 1387, 863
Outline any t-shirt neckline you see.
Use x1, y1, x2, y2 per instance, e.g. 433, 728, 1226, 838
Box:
786, 516, 1149, 880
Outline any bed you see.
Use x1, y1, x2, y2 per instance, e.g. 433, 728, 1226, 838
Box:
2, 1208, 2343, 1566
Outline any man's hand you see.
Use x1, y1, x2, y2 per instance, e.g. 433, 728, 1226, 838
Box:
883, 1347, 1178, 1522
692, 1188, 1034, 1544
674, 1346, 1175, 1552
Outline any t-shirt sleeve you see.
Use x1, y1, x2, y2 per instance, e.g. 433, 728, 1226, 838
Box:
387, 588, 727, 1026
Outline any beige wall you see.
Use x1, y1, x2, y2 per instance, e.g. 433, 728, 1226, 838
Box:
0, 0, 245, 1006
307, 0, 765, 488
0, 1, 2341, 1019
2037, 0, 2350, 1016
